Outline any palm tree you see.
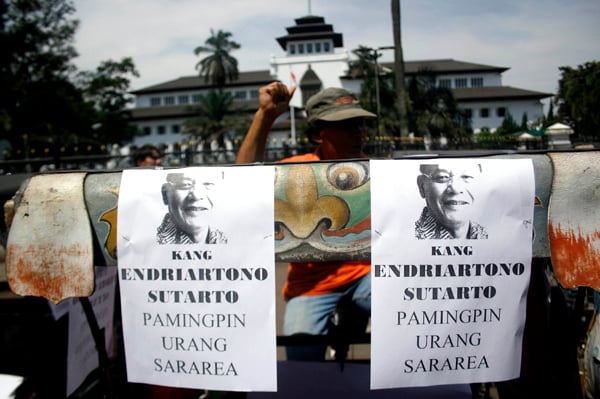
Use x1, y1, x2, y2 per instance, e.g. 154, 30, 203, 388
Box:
185, 90, 234, 140
194, 29, 241, 88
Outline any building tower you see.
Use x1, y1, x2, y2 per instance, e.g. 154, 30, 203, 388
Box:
270, 15, 353, 108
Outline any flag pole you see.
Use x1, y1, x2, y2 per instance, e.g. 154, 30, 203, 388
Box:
290, 103, 296, 147
290, 70, 297, 147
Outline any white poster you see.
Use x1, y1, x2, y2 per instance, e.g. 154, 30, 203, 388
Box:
370, 158, 534, 388
117, 166, 277, 391
66, 266, 117, 396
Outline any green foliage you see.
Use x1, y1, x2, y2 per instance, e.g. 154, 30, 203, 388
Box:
184, 89, 245, 143
495, 111, 521, 135
520, 112, 529, 130
1, 0, 140, 161
555, 61, 600, 137
0, 0, 82, 154
194, 29, 241, 88
406, 69, 471, 145
349, 45, 378, 111
546, 101, 555, 123
1, 0, 79, 81
349, 45, 398, 137
77, 57, 140, 144
473, 130, 518, 150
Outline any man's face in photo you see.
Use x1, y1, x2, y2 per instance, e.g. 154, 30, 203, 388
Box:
418, 163, 482, 231
163, 173, 216, 235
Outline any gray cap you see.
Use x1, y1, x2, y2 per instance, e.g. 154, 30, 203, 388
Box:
306, 87, 375, 124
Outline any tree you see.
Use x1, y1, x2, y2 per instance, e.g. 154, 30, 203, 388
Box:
407, 69, 471, 147
391, 0, 409, 138
349, 45, 378, 112
545, 101, 556, 125
520, 112, 529, 131
349, 45, 398, 139
194, 29, 240, 88
495, 111, 521, 135
0, 0, 83, 156
184, 89, 245, 145
555, 61, 600, 137
77, 57, 140, 144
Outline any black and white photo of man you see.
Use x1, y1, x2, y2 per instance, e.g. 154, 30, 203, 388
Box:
156, 172, 228, 244
415, 162, 488, 239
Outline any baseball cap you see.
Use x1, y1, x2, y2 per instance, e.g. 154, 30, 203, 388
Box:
306, 88, 375, 125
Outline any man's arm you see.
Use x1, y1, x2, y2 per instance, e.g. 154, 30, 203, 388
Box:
236, 82, 295, 164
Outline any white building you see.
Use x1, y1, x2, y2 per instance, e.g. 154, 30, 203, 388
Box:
129, 14, 551, 147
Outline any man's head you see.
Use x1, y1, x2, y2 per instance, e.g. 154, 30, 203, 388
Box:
161, 172, 216, 236
417, 162, 482, 234
134, 145, 161, 167
305, 88, 375, 159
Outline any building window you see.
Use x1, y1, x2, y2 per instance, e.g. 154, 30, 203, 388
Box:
150, 97, 161, 106
496, 107, 506, 117
192, 94, 201, 103
455, 78, 468, 88
164, 96, 175, 105
250, 90, 259, 99
471, 77, 483, 88
464, 108, 472, 118
298, 43, 304, 54
289, 44, 296, 55
315, 42, 321, 53
178, 95, 189, 104
324, 42, 330, 52
306, 43, 313, 53
438, 79, 451, 88
143, 127, 151, 136
234, 90, 247, 100
480, 108, 490, 118
157, 126, 166, 134
172, 125, 180, 134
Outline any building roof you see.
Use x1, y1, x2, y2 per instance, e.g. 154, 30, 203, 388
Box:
132, 70, 273, 95
399, 59, 509, 75
129, 100, 259, 122
129, 105, 192, 121
276, 15, 343, 51
133, 59, 511, 95
452, 86, 552, 102
130, 85, 552, 123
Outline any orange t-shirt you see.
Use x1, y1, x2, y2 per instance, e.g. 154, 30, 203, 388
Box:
279, 151, 371, 299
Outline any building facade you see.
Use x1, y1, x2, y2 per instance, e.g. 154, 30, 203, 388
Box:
129, 14, 551, 148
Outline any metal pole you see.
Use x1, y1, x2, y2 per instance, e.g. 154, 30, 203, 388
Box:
374, 51, 381, 139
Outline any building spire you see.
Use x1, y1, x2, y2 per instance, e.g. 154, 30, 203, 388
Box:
308, 0, 311, 14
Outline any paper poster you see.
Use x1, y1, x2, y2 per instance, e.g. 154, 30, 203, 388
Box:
370, 158, 534, 388
66, 266, 117, 396
117, 166, 276, 392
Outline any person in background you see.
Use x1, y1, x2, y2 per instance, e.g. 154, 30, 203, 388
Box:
133, 144, 162, 167
236, 81, 375, 360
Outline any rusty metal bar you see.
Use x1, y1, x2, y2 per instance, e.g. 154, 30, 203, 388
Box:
3, 150, 599, 303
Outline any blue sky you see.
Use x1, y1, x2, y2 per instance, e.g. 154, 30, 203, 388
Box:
72, 0, 599, 102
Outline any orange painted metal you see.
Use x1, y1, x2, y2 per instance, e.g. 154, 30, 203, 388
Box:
549, 152, 600, 290
5, 173, 94, 303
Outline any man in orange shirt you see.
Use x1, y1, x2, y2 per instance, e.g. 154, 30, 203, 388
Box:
237, 82, 374, 360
